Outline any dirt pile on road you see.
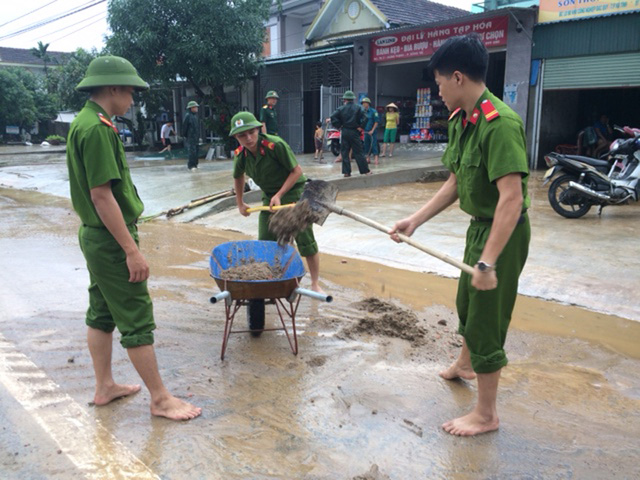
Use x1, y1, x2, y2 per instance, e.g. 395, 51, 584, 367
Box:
352, 464, 391, 480
268, 199, 317, 245
220, 262, 282, 281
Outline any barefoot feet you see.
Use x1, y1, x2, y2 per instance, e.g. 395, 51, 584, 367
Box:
151, 394, 202, 421
439, 362, 476, 381
442, 410, 499, 436
94, 383, 141, 406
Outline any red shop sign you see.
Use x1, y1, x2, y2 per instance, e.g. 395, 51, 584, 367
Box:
371, 16, 508, 63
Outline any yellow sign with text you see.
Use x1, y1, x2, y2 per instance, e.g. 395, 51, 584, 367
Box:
539, 0, 640, 23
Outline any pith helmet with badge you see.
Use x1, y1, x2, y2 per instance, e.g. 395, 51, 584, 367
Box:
342, 90, 356, 100
265, 90, 279, 99
229, 112, 263, 136
186, 100, 199, 109
75, 55, 149, 92
361, 97, 371, 105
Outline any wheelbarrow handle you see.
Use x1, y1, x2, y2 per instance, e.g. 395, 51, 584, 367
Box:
291, 288, 333, 303
246, 203, 296, 213
210, 291, 231, 304
326, 203, 475, 276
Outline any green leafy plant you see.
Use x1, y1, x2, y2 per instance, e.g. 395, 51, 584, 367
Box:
45, 134, 66, 145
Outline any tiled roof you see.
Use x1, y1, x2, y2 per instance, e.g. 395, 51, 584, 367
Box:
371, 0, 468, 26
0, 46, 68, 66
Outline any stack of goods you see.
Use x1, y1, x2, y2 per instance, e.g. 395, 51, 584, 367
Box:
410, 88, 432, 142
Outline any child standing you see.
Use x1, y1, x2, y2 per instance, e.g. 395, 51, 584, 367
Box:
314, 121, 324, 160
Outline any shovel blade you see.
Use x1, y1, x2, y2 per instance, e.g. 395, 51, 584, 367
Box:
300, 180, 339, 226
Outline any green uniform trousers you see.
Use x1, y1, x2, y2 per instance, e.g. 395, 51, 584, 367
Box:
340, 128, 370, 176
187, 139, 198, 169
78, 224, 156, 348
258, 185, 318, 257
456, 215, 530, 373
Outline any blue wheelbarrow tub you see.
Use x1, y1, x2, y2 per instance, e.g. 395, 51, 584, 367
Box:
210, 240, 306, 300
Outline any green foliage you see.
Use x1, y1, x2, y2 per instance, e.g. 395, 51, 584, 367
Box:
106, 0, 269, 147
30, 41, 54, 76
47, 48, 99, 111
0, 67, 58, 133
45, 134, 66, 145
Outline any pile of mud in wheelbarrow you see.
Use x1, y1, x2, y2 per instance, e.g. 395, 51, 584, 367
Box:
209, 180, 472, 360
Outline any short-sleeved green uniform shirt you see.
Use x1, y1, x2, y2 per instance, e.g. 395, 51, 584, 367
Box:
441, 89, 531, 374
259, 104, 278, 135
232, 133, 318, 257
66, 100, 155, 348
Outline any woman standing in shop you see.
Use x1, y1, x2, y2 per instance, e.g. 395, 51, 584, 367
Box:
381, 103, 400, 158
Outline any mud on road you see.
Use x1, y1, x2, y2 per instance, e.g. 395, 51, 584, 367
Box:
1, 187, 640, 479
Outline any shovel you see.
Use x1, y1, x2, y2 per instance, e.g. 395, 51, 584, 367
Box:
300, 180, 475, 275
139, 189, 234, 222
246, 203, 296, 213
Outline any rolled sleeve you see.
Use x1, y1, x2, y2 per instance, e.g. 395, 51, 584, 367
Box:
81, 125, 122, 188
483, 119, 529, 183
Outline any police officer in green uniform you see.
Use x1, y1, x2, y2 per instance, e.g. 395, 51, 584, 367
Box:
390, 34, 530, 436
182, 100, 200, 171
330, 90, 370, 177
230, 111, 322, 293
67, 55, 201, 420
260, 90, 279, 136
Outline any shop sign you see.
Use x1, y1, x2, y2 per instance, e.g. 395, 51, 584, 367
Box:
371, 16, 508, 63
5, 126, 20, 135
539, 0, 640, 23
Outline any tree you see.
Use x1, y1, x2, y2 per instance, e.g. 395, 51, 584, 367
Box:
48, 48, 98, 111
106, 0, 270, 148
0, 67, 57, 137
30, 41, 54, 78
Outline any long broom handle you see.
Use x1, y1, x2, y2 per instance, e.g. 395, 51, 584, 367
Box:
326, 203, 475, 275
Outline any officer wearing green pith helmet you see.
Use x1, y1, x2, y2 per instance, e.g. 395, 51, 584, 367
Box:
67, 55, 201, 421
182, 100, 200, 171
260, 90, 279, 136
330, 90, 371, 177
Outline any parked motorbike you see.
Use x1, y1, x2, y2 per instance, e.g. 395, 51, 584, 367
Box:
543, 126, 640, 218
326, 127, 341, 156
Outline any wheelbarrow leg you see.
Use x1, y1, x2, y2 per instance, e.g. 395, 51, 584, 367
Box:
274, 295, 302, 355
221, 301, 242, 361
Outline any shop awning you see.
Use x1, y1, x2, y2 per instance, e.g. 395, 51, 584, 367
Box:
263, 46, 352, 65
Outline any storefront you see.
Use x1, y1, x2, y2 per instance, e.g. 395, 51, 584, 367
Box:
353, 9, 536, 146
529, 10, 640, 168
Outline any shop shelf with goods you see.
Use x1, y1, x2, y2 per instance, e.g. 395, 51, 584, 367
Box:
410, 87, 449, 143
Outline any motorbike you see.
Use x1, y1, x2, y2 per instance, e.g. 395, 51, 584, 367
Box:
326, 127, 341, 156
543, 126, 640, 218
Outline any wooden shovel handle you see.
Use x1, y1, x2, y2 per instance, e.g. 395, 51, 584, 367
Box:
327, 204, 475, 275
246, 203, 296, 213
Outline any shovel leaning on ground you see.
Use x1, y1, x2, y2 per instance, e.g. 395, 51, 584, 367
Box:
300, 180, 475, 275
139, 189, 235, 222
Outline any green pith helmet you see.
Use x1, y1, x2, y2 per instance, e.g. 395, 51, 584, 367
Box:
265, 90, 279, 99
75, 55, 149, 92
229, 111, 263, 136
186, 100, 199, 109
361, 97, 371, 104
342, 90, 356, 100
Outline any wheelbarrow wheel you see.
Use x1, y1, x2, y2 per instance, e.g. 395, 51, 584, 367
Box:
247, 299, 265, 337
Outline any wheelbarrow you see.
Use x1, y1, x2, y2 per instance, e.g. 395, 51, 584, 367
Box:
209, 240, 332, 360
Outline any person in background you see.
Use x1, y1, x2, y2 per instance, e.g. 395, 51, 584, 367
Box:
380, 103, 400, 158
67, 55, 201, 421
182, 101, 200, 171
330, 90, 370, 177
361, 97, 380, 165
593, 113, 613, 157
260, 90, 279, 136
314, 121, 324, 160
159, 121, 175, 157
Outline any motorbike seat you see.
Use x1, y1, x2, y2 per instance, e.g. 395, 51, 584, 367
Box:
564, 155, 610, 168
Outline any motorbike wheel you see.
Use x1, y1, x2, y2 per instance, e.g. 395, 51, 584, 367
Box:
331, 141, 340, 157
548, 174, 593, 218
247, 299, 265, 337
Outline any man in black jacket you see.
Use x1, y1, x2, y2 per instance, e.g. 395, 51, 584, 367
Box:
330, 91, 371, 177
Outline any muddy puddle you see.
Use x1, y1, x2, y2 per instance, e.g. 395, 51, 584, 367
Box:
1, 187, 640, 479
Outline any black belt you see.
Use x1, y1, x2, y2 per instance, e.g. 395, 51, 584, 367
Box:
472, 211, 527, 225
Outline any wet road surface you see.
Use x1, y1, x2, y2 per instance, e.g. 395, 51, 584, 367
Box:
1, 148, 640, 479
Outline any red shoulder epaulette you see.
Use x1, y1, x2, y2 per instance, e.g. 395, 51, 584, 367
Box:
261, 139, 275, 150
448, 108, 461, 121
97, 113, 119, 134
480, 99, 500, 122
234, 145, 244, 156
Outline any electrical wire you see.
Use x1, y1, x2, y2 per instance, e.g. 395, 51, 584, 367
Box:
25, 10, 105, 44
0, 0, 106, 41
49, 14, 106, 45
0, 0, 61, 29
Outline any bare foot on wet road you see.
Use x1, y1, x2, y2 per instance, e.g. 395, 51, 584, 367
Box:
151, 395, 202, 421
442, 410, 499, 436
94, 383, 141, 406
439, 362, 477, 381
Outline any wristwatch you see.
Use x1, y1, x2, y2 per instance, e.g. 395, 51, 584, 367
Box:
476, 261, 494, 273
